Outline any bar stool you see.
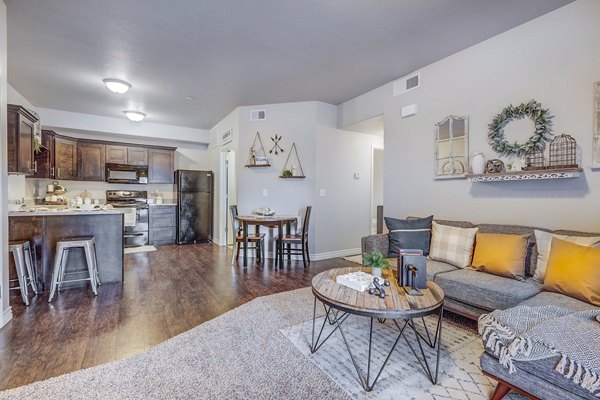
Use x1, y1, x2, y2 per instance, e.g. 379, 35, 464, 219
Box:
48, 236, 100, 302
9, 240, 39, 305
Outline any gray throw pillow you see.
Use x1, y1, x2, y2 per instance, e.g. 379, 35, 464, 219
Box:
385, 215, 433, 258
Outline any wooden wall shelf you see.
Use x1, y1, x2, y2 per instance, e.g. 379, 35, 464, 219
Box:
466, 167, 583, 182
279, 175, 306, 179
245, 164, 271, 168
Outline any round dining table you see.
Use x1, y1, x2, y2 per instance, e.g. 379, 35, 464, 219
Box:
236, 215, 298, 267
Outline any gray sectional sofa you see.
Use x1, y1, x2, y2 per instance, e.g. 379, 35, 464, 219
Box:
361, 219, 599, 400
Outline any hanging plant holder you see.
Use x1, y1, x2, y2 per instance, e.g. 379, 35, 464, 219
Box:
245, 132, 271, 168
280, 142, 306, 178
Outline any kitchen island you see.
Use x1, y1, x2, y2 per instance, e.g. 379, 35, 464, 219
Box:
8, 209, 125, 291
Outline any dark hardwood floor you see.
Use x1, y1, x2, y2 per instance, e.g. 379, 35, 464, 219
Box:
0, 243, 349, 391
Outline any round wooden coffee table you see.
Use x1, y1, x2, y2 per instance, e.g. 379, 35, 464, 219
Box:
311, 266, 445, 392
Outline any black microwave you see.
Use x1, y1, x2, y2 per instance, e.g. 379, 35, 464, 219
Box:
105, 163, 149, 184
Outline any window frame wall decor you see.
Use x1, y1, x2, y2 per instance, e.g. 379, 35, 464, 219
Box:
593, 82, 600, 169
434, 115, 469, 180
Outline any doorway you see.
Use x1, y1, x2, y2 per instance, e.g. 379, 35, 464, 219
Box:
223, 149, 236, 246
371, 145, 384, 234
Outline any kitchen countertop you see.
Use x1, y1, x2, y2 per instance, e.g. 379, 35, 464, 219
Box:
8, 208, 128, 217
148, 203, 176, 207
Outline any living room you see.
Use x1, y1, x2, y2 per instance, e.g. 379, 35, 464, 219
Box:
1, 0, 599, 399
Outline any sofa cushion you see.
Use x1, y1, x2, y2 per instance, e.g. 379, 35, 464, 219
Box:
480, 352, 594, 400
517, 291, 599, 311
384, 215, 433, 258
471, 233, 529, 280
533, 229, 600, 283
434, 268, 542, 311
425, 259, 458, 281
477, 223, 540, 277
429, 222, 478, 268
544, 238, 600, 306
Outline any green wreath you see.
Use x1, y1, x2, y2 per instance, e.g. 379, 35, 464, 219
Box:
488, 99, 553, 156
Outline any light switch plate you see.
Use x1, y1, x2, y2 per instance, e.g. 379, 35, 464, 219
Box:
262, 189, 268, 196
319, 189, 326, 197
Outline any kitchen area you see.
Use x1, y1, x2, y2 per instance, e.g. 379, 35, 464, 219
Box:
7, 103, 213, 306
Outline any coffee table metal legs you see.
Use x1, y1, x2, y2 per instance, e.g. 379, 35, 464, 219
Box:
401, 306, 444, 385
310, 297, 444, 391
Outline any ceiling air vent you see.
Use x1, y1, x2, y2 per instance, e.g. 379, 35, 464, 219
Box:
393, 72, 420, 96
250, 109, 266, 121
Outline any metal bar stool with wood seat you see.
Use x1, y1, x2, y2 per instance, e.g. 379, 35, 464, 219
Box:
9, 240, 39, 305
48, 236, 100, 302
276, 206, 312, 268
230, 205, 265, 265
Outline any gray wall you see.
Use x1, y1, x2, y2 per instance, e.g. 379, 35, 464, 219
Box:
209, 101, 382, 257
339, 0, 600, 232
1, 1, 10, 327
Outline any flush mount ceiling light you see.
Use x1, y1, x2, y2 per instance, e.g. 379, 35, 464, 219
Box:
123, 110, 146, 122
103, 78, 131, 94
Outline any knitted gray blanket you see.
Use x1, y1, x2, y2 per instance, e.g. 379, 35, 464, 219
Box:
478, 305, 600, 397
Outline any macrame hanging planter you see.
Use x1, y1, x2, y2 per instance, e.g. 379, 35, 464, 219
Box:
280, 142, 305, 178
245, 132, 271, 168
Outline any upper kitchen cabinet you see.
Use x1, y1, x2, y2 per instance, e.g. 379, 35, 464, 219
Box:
106, 145, 148, 166
54, 136, 78, 180
127, 146, 148, 165
105, 145, 128, 164
7, 104, 38, 175
148, 148, 174, 183
34, 130, 56, 179
78, 142, 106, 181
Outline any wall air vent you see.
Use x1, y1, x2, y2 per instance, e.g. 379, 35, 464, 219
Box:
250, 109, 266, 121
393, 72, 420, 96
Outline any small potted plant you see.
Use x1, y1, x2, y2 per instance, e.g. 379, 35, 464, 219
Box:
363, 251, 389, 278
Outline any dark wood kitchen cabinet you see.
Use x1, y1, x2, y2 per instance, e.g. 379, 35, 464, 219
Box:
148, 148, 174, 183
105, 145, 128, 164
33, 130, 56, 179
127, 146, 148, 165
106, 145, 148, 166
7, 104, 38, 175
54, 137, 78, 180
78, 142, 106, 181
149, 205, 177, 245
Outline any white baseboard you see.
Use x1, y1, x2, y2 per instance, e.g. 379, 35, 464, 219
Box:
311, 248, 361, 261
1, 306, 13, 329
212, 237, 224, 246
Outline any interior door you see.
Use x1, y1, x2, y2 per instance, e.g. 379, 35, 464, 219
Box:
225, 151, 236, 246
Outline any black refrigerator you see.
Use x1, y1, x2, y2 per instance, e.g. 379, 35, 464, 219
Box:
176, 170, 213, 244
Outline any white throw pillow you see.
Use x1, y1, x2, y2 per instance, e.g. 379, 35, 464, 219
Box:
429, 222, 479, 269
533, 229, 600, 282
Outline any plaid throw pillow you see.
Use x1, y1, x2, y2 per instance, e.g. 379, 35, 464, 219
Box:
429, 221, 478, 268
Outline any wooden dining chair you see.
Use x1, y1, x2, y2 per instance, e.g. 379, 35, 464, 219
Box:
229, 205, 265, 265
276, 206, 312, 267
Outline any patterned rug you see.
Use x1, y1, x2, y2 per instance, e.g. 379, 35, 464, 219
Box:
281, 313, 525, 399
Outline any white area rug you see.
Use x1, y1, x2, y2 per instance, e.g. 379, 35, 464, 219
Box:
124, 245, 157, 254
281, 313, 525, 400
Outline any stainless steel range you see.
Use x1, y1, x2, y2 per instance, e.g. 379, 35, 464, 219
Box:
106, 190, 149, 248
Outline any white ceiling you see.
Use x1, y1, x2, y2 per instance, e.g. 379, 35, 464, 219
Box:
5, 0, 574, 130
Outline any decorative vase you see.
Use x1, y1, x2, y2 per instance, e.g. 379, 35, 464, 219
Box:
371, 267, 382, 278
471, 153, 486, 174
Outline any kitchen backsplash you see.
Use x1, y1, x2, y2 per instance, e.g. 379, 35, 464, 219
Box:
8, 175, 176, 204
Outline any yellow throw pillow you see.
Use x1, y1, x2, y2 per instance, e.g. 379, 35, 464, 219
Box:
544, 238, 600, 307
471, 233, 528, 280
